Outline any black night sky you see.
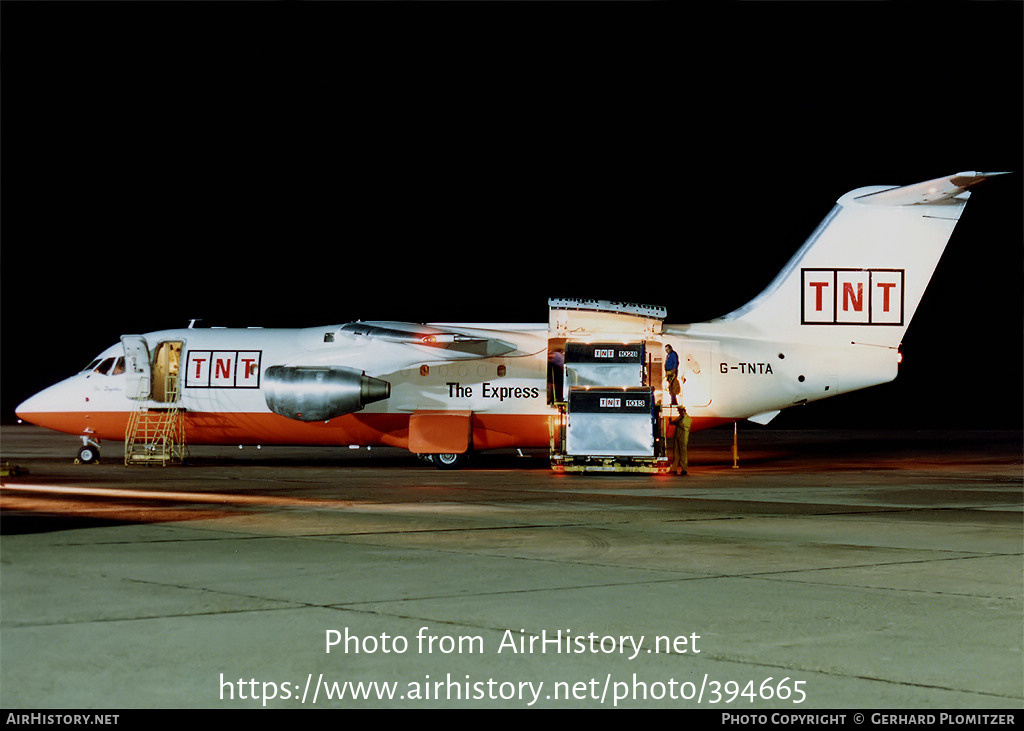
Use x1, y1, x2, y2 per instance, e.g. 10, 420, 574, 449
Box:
2, 2, 1021, 430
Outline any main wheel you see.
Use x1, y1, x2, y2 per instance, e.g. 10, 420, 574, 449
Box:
431, 452, 466, 470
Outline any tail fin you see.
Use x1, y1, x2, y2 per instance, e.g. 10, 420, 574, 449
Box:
716, 171, 1008, 348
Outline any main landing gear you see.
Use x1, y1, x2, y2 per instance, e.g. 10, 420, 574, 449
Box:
419, 452, 469, 470
431, 452, 467, 469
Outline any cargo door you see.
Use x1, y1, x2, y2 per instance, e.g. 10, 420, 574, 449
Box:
120, 335, 152, 400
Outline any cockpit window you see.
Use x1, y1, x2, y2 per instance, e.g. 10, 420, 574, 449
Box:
81, 353, 125, 375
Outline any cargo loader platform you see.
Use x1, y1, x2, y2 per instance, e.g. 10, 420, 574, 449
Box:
545, 300, 678, 474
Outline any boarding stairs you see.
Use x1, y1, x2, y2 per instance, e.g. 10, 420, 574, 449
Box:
124, 370, 187, 466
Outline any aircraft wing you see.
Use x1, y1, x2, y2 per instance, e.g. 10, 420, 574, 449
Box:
339, 322, 518, 357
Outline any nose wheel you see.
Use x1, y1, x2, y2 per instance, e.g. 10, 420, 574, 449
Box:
76, 437, 101, 464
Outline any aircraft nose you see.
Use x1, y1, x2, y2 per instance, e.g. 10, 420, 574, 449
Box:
15, 390, 45, 422
14, 378, 84, 433
15, 386, 56, 424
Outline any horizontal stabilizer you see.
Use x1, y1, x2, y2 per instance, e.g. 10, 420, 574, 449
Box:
855, 171, 1011, 206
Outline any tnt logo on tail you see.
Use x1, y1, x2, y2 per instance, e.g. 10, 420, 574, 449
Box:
801, 268, 904, 326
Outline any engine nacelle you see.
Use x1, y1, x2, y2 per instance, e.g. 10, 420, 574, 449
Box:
264, 366, 390, 422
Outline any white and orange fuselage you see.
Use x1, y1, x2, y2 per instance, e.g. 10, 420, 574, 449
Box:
9, 316, 896, 456
16, 172, 1005, 463
17, 323, 558, 452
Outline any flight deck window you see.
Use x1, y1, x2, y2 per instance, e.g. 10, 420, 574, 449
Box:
93, 358, 115, 375
82, 359, 102, 373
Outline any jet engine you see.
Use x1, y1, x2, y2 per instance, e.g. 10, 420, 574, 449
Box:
263, 365, 390, 422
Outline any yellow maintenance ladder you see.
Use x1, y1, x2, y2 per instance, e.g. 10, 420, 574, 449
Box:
124, 341, 187, 465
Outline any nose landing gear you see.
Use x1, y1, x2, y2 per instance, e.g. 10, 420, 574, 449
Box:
76, 436, 101, 464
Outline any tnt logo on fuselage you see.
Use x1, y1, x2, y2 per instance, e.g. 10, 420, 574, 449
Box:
186, 350, 262, 388
801, 269, 904, 325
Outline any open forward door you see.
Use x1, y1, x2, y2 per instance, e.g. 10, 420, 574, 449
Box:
120, 335, 151, 400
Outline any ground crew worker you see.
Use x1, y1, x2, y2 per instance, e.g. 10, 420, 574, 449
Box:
547, 348, 564, 404
670, 406, 692, 475
665, 344, 680, 405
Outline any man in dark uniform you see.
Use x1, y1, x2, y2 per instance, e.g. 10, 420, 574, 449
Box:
665, 344, 680, 405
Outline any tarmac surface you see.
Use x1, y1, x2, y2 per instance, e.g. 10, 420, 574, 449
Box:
0, 425, 1021, 710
